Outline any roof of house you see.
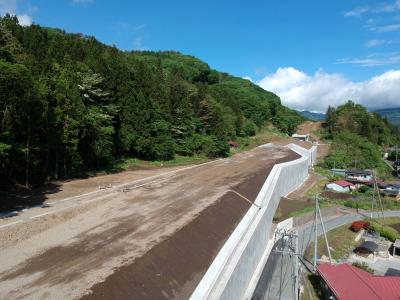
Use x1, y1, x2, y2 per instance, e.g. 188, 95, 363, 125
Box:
332, 180, 354, 188
387, 183, 400, 189
355, 241, 379, 253
346, 169, 372, 176
317, 263, 400, 300
292, 133, 309, 138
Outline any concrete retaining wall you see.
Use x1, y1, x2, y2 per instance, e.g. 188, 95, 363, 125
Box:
288, 143, 317, 166
191, 143, 317, 300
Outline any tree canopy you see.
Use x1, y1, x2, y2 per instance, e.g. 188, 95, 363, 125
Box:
0, 15, 303, 187
323, 101, 400, 173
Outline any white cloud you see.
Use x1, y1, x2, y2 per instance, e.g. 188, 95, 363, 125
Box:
17, 14, 31, 26
242, 76, 253, 81
336, 53, 400, 66
344, 6, 369, 17
375, 0, 400, 13
256, 67, 400, 112
364, 39, 387, 48
0, 0, 32, 26
345, 1, 400, 17
370, 23, 400, 32
72, 0, 93, 4
363, 39, 400, 47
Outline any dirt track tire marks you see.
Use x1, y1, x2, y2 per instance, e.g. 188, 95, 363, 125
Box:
0, 146, 299, 299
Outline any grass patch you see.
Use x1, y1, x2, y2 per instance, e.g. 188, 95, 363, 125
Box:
235, 125, 287, 153
288, 199, 332, 218
313, 165, 336, 178
374, 217, 400, 226
301, 273, 325, 300
305, 178, 329, 199
304, 223, 359, 261
116, 155, 210, 171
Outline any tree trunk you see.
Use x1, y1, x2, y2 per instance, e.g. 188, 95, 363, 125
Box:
25, 114, 30, 188
55, 151, 58, 180
64, 151, 67, 179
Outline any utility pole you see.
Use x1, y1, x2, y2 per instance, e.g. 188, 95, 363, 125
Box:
374, 172, 385, 224
294, 230, 299, 300
371, 187, 375, 219
313, 194, 318, 273
318, 204, 332, 264
313, 193, 332, 273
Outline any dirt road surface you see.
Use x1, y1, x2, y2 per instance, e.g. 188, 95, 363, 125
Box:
0, 144, 299, 299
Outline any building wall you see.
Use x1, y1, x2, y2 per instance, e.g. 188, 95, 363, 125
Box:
190, 144, 316, 300
326, 183, 349, 193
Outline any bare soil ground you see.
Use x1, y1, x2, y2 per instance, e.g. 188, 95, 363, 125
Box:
0, 145, 298, 299
295, 121, 329, 162
295, 121, 322, 141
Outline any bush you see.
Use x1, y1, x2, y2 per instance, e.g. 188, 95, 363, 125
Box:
352, 262, 374, 274
273, 208, 282, 222
358, 186, 369, 193
201, 135, 229, 158
175, 134, 204, 156
371, 223, 399, 242
243, 120, 256, 136
351, 220, 370, 232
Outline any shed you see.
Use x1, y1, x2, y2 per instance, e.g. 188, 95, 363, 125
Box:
345, 169, 372, 182
392, 239, 400, 256
325, 180, 354, 193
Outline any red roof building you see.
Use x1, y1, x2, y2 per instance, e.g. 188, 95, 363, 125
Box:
333, 180, 354, 188
317, 263, 400, 300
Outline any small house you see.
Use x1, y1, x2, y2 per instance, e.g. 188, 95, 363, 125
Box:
381, 183, 400, 199
345, 169, 372, 182
291, 133, 309, 141
325, 180, 355, 193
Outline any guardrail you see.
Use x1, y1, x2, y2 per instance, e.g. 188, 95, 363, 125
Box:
190, 143, 317, 300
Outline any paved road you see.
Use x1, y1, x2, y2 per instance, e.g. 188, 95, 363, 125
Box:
252, 210, 400, 300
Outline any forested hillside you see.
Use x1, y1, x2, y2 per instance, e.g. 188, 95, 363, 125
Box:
298, 110, 325, 121
0, 15, 303, 187
323, 101, 400, 173
374, 107, 400, 127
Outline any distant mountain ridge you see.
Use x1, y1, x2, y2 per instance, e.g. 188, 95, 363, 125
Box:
297, 110, 326, 121
374, 107, 400, 127
298, 108, 400, 126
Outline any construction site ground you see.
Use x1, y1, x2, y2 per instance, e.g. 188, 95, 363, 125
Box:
0, 144, 300, 299
275, 121, 331, 220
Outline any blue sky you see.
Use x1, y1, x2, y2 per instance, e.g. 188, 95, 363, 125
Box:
1, 0, 400, 111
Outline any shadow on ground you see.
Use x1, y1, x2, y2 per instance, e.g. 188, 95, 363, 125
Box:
0, 183, 61, 214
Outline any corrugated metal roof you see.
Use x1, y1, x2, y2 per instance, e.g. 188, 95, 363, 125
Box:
317, 263, 400, 300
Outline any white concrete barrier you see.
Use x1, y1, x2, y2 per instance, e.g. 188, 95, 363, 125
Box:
190, 143, 316, 300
